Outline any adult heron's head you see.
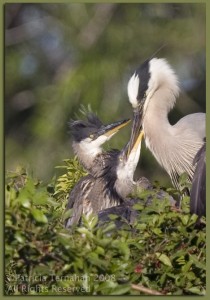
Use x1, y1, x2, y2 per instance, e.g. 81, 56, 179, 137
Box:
127, 58, 180, 154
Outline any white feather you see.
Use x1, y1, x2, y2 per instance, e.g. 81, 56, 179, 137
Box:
75, 135, 108, 157
144, 58, 180, 114
127, 73, 139, 108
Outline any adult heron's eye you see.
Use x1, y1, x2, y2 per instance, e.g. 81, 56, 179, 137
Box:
89, 134, 94, 139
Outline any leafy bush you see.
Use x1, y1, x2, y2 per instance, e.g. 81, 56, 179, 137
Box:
5, 160, 206, 295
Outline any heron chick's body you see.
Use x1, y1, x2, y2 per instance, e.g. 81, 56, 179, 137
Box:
65, 131, 144, 227
65, 174, 122, 227
65, 114, 135, 227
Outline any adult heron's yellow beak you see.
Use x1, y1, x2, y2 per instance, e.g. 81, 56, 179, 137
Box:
127, 103, 144, 157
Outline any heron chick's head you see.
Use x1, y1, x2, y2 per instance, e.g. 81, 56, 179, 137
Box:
70, 113, 130, 157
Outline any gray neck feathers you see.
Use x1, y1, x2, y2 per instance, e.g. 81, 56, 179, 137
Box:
143, 95, 205, 188
72, 141, 105, 176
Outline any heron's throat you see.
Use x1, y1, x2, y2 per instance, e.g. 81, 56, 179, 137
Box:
115, 176, 134, 199
115, 158, 139, 199
72, 141, 103, 173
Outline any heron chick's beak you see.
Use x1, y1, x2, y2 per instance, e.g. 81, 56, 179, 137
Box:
97, 119, 131, 137
127, 103, 144, 156
124, 130, 144, 160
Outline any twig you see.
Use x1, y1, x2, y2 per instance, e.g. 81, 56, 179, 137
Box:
78, 3, 117, 49
131, 284, 164, 295
5, 15, 69, 47
197, 242, 206, 260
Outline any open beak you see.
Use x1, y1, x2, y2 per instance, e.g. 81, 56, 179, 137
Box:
127, 102, 144, 157
97, 119, 131, 137
124, 129, 144, 160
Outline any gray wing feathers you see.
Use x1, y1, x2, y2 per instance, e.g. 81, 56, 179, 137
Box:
175, 113, 206, 140
65, 175, 94, 227
190, 143, 206, 217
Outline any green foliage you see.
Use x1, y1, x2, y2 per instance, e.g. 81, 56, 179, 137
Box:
54, 158, 87, 200
5, 162, 206, 296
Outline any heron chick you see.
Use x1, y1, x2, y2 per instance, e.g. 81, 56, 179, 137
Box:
70, 113, 130, 176
127, 57, 206, 217
65, 118, 144, 228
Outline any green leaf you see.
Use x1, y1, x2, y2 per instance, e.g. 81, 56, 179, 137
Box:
107, 214, 119, 220
20, 197, 31, 208
31, 208, 48, 223
179, 214, 189, 225
132, 203, 144, 211
156, 252, 172, 267
87, 252, 108, 268
187, 287, 204, 295
89, 215, 98, 229
190, 254, 206, 270
14, 232, 25, 243
95, 246, 105, 255
152, 228, 162, 236
182, 260, 193, 273
32, 190, 48, 205
97, 238, 112, 248
109, 284, 131, 295
46, 197, 60, 207
101, 223, 116, 233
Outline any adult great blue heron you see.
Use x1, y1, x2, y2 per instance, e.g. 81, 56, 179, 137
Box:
65, 115, 143, 228
127, 57, 206, 217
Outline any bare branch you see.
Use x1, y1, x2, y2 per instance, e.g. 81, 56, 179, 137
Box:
131, 284, 165, 295
78, 3, 117, 49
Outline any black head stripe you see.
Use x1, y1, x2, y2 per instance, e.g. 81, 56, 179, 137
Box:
135, 59, 150, 100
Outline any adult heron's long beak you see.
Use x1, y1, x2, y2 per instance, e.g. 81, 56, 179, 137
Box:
127, 103, 144, 156
97, 119, 131, 137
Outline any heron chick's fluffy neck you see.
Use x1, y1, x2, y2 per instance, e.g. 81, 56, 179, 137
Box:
100, 128, 143, 202
72, 135, 107, 173
115, 140, 142, 198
